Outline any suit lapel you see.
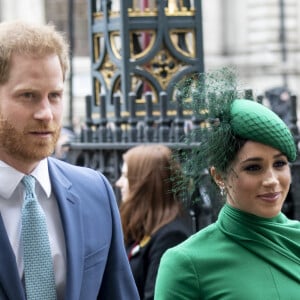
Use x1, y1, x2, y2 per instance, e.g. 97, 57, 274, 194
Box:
0, 215, 25, 300
48, 160, 84, 300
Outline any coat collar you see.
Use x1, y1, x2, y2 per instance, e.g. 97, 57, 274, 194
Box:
48, 158, 84, 300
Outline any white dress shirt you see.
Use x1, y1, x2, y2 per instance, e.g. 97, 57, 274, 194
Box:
0, 159, 66, 299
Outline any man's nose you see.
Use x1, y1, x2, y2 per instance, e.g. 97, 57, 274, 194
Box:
33, 98, 53, 121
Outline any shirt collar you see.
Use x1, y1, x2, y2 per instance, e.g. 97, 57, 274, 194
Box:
0, 158, 51, 199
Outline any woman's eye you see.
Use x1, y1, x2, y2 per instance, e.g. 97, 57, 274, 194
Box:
244, 164, 261, 172
274, 160, 288, 168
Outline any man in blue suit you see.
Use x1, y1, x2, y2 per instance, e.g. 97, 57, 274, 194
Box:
0, 20, 139, 299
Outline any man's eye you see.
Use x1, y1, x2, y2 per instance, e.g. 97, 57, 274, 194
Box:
23, 92, 34, 99
49, 92, 62, 102
50, 93, 59, 98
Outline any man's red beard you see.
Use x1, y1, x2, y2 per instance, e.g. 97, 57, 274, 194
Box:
0, 117, 61, 162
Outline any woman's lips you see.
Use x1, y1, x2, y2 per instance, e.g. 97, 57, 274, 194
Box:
258, 192, 281, 202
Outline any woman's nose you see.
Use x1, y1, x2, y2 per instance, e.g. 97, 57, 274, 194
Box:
262, 170, 279, 186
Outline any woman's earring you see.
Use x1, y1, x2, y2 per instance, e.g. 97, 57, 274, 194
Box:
219, 185, 226, 197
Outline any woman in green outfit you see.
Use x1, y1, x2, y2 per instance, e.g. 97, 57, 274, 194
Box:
154, 71, 300, 299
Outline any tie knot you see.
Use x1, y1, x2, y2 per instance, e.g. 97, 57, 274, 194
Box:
22, 175, 36, 196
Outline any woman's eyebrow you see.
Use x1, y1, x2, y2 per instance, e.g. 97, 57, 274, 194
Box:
240, 152, 285, 164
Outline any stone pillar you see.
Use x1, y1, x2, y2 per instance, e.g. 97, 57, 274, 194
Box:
1, 0, 45, 23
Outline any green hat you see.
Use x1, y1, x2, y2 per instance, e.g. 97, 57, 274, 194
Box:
173, 68, 297, 202
231, 99, 297, 162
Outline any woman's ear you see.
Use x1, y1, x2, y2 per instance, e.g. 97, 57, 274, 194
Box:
210, 166, 224, 188
210, 167, 226, 197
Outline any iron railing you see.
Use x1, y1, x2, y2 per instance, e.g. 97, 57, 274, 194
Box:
67, 92, 300, 232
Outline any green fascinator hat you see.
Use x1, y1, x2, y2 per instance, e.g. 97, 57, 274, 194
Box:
231, 99, 297, 162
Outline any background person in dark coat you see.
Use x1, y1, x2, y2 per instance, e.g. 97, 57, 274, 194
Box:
116, 144, 191, 300
265, 86, 292, 127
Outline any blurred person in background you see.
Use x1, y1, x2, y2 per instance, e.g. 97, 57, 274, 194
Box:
53, 127, 75, 161
265, 86, 292, 127
116, 144, 192, 300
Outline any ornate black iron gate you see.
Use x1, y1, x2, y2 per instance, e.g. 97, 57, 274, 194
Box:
67, 91, 300, 232
67, 0, 300, 232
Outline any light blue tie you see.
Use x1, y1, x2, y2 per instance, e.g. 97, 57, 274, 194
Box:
21, 175, 57, 300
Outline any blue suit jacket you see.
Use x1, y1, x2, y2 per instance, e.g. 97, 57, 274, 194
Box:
0, 157, 139, 300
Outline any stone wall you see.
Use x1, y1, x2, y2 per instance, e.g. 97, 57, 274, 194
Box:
1, 0, 300, 127
45, 0, 89, 57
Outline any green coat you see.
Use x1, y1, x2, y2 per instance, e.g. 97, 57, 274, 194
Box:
154, 204, 300, 300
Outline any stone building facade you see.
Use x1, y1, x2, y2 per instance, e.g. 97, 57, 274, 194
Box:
1, 0, 300, 128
